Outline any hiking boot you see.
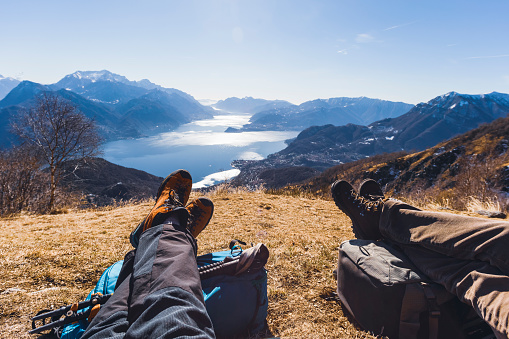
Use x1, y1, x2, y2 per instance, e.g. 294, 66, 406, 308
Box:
331, 180, 383, 240
186, 197, 214, 238
130, 169, 193, 248
359, 179, 384, 200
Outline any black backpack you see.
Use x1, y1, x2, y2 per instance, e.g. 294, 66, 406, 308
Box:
336, 239, 495, 339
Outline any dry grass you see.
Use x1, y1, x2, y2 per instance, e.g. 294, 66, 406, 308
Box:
466, 196, 503, 213
0, 189, 379, 339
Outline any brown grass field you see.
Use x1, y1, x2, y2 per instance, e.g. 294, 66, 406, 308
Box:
3, 187, 493, 338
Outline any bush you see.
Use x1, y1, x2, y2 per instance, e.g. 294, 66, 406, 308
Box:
0, 146, 47, 215
0, 146, 80, 216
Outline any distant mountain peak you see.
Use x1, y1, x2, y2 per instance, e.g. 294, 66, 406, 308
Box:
444, 91, 459, 97
66, 70, 129, 83
424, 91, 509, 109
0, 74, 20, 82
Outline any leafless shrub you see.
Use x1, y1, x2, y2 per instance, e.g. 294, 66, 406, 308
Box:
0, 145, 82, 215
0, 146, 46, 215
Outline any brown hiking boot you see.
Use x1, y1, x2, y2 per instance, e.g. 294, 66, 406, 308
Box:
130, 169, 192, 248
186, 197, 214, 238
359, 179, 384, 200
331, 180, 383, 240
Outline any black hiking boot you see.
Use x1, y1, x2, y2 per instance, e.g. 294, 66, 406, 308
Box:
130, 169, 193, 248
331, 180, 383, 240
186, 197, 214, 238
359, 179, 384, 200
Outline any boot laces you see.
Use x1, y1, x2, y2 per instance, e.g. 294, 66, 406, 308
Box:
163, 190, 183, 209
350, 189, 382, 212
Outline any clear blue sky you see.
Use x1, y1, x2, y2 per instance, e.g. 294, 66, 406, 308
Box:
1, 0, 508, 104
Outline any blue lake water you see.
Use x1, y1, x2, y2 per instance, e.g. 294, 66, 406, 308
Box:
103, 112, 299, 188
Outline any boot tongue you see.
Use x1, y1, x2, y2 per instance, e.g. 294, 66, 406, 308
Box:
163, 207, 190, 230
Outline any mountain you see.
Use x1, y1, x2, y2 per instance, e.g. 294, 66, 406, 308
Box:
116, 90, 189, 131
0, 71, 215, 146
0, 75, 20, 101
58, 157, 163, 206
0, 81, 49, 108
52, 70, 201, 106
226, 97, 413, 132
0, 82, 131, 143
51, 70, 214, 122
213, 96, 293, 113
231, 92, 509, 188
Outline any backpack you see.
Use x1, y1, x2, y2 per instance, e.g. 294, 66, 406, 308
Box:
57, 243, 267, 339
336, 239, 495, 339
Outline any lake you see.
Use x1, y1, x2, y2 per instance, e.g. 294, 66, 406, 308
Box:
103, 112, 299, 188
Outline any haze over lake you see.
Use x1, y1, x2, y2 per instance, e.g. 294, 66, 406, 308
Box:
103, 111, 299, 188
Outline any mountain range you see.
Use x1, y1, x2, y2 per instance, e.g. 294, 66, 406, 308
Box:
298, 114, 509, 210
232, 91, 509, 188
225, 97, 413, 132
0, 70, 214, 146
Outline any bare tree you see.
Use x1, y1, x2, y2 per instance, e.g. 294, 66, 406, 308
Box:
11, 94, 103, 211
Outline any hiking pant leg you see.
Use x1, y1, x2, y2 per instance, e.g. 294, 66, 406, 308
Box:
82, 250, 136, 338
379, 199, 509, 274
380, 200, 509, 338
83, 218, 215, 339
124, 219, 215, 339
401, 245, 509, 338
81, 274, 131, 338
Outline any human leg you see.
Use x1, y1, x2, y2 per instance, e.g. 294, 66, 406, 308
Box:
380, 199, 509, 275
331, 179, 509, 337
83, 170, 215, 338
124, 215, 214, 339
400, 244, 509, 338
379, 199, 509, 338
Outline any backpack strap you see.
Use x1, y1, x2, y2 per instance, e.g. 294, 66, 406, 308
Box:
399, 283, 427, 339
422, 283, 440, 339
245, 275, 267, 332
399, 282, 441, 339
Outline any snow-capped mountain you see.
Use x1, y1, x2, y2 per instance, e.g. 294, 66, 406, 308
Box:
371, 91, 509, 150
0, 71, 215, 146
0, 74, 21, 101
52, 70, 197, 104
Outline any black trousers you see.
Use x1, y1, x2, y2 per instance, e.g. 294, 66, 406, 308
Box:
82, 216, 215, 339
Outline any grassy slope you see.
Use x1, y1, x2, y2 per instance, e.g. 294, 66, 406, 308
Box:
0, 190, 378, 339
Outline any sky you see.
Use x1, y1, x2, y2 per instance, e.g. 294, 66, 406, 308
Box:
1, 0, 508, 105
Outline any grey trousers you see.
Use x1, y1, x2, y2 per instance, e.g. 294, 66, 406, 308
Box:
82, 217, 215, 339
380, 199, 509, 339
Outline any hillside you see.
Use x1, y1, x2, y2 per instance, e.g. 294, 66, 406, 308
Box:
0, 189, 379, 339
58, 158, 163, 206
232, 92, 509, 188
295, 115, 509, 212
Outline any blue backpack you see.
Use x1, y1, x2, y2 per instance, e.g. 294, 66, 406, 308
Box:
60, 244, 268, 339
